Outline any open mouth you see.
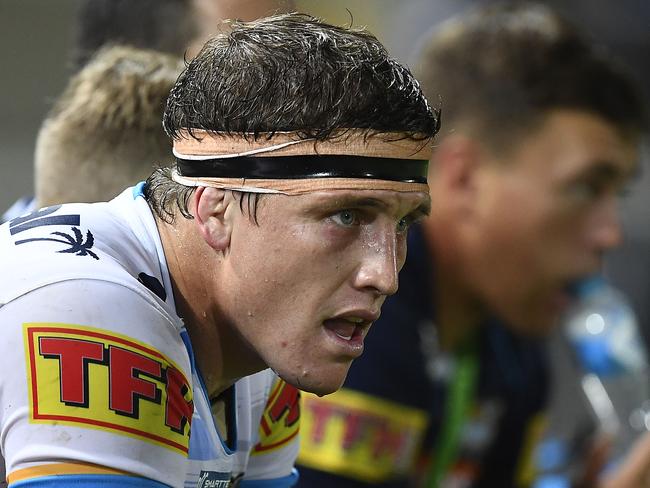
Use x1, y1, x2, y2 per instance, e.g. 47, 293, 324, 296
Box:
323, 316, 366, 342
549, 275, 598, 315
321, 313, 378, 356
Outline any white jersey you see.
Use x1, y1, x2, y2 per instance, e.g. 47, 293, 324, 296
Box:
0, 185, 300, 488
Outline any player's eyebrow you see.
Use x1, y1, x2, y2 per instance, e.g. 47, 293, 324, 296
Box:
572, 159, 638, 187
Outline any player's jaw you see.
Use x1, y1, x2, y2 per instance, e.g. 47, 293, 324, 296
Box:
268, 304, 382, 396
508, 270, 600, 336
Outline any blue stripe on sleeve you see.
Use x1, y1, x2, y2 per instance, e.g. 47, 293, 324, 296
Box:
239, 469, 299, 488
10, 474, 170, 488
132, 181, 146, 199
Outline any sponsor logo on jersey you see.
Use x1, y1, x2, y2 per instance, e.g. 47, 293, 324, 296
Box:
9, 206, 99, 260
252, 379, 300, 454
24, 323, 193, 454
197, 470, 233, 488
298, 388, 428, 482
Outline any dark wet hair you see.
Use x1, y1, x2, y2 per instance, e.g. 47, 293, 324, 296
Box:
414, 1, 646, 154
146, 12, 440, 222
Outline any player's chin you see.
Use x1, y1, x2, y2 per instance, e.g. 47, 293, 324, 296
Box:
283, 363, 351, 396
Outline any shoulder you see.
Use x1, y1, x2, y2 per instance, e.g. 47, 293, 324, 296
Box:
0, 277, 188, 380
0, 196, 170, 307
0, 279, 193, 487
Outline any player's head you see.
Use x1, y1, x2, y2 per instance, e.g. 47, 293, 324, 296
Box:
73, 0, 196, 68
35, 46, 184, 207
415, 2, 645, 334
73, 0, 296, 68
146, 13, 439, 394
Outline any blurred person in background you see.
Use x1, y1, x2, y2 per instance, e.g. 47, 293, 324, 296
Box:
34, 45, 183, 207
73, 0, 295, 67
72, 0, 200, 69
296, 2, 648, 488
1, 0, 294, 223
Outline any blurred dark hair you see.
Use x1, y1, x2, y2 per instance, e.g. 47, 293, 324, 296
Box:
414, 1, 646, 154
146, 12, 440, 222
73, 0, 196, 69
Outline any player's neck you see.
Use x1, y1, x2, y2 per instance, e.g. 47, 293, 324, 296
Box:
156, 215, 265, 397
423, 220, 485, 351
433, 276, 483, 351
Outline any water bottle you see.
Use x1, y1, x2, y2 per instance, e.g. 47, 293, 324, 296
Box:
563, 276, 650, 465
532, 438, 571, 488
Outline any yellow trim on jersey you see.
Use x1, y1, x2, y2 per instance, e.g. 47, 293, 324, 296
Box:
8, 461, 132, 483
298, 388, 428, 482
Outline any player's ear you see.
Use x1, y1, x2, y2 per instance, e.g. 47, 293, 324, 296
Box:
435, 134, 482, 192
192, 187, 236, 252
431, 133, 483, 216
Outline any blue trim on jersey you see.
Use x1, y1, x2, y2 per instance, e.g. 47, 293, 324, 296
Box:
187, 409, 219, 460
132, 182, 146, 199
240, 469, 300, 488
180, 329, 198, 380
180, 329, 238, 456
180, 328, 220, 459
9, 473, 169, 487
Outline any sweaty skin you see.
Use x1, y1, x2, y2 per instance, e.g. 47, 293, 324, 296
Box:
159, 187, 430, 398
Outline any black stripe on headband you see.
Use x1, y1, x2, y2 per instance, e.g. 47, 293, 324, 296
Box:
176, 155, 428, 183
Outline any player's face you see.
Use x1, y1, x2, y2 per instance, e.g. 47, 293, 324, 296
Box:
465, 110, 637, 335
223, 188, 430, 395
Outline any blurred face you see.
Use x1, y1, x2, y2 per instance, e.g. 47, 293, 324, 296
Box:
188, 0, 295, 57
221, 189, 430, 395
464, 110, 637, 335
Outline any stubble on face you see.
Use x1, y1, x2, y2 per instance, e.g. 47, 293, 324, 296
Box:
218, 189, 430, 395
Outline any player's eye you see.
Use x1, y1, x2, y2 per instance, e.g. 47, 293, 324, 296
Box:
331, 210, 359, 227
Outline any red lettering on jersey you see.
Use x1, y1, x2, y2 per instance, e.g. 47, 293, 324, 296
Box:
372, 420, 407, 459
109, 346, 162, 417
306, 403, 407, 459
268, 383, 300, 427
260, 415, 272, 436
305, 401, 336, 443
39, 337, 105, 406
253, 380, 301, 453
165, 366, 193, 434
341, 411, 367, 450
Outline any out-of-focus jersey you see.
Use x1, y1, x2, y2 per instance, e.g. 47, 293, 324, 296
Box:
0, 195, 35, 224
0, 185, 299, 488
296, 226, 548, 488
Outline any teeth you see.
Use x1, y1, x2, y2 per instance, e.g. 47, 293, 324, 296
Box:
335, 332, 353, 341
345, 317, 364, 324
